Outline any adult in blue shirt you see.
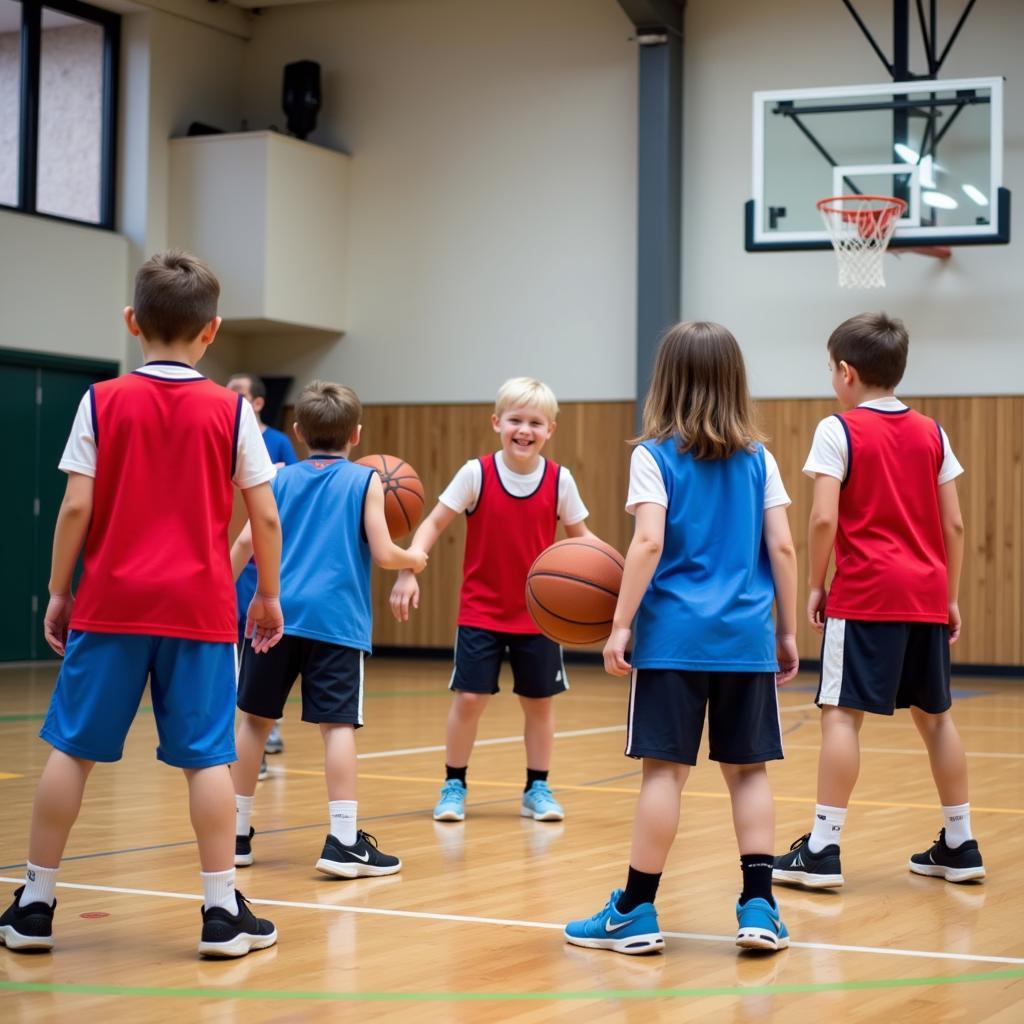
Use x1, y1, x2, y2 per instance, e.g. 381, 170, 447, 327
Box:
228, 373, 298, 764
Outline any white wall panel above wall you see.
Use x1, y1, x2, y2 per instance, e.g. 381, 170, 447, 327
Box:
239, 0, 638, 405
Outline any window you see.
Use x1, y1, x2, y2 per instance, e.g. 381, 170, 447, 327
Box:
0, 0, 118, 228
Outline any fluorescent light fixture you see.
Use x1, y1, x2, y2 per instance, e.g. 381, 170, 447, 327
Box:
894, 143, 919, 163
922, 190, 958, 210
962, 184, 989, 206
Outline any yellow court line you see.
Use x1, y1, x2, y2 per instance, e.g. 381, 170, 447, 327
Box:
0, 772, 22, 781
280, 768, 1024, 815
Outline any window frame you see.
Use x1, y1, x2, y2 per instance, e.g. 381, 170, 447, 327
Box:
5, 0, 120, 230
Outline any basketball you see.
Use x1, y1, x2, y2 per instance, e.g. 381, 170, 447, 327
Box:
525, 537, 624, 646
356, 454, 425, 539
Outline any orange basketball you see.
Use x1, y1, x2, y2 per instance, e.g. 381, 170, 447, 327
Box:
525, 537, 624, 646
356, 454, 425, 539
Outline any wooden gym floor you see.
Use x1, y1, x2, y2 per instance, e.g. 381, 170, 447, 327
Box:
0, 659, 1022, 1022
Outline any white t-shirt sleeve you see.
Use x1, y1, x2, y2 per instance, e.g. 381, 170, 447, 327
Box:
762, 448, 791, 508
438, 460, 483, 514
557, 466, 589, 524
234, 400, 276, 489
937, 427, 965, 485
803, 416, 848, 481
626, 445, 667, 513
58, 392, 97, 477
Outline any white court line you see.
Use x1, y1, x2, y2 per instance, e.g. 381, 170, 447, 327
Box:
785, 743, 1024, 760
4, 876, 1021, 967
357, 705, 817, 762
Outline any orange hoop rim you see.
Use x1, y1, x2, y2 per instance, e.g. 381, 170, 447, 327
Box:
817, 194, 907, 216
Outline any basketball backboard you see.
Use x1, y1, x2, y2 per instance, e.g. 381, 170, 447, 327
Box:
747, 76, 1008, 251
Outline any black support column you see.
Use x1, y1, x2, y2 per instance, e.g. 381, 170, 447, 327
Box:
618, 0, 684, 428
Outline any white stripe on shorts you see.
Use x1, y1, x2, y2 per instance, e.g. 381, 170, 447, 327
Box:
819, 618, 847, 706
448, 629, 460, 690
357, 651, 365, 726
625, 668, 638, 754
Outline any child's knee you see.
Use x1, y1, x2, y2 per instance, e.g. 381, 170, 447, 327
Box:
453, 691, 489, 716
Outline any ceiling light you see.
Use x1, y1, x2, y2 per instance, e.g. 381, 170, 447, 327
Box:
962, 184, 989, 206
922, 191, 958, 210
894, 143, 919, 163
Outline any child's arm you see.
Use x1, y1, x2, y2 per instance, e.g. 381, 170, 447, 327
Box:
365, 474, 429, 572
230, 523, 254, 580
389, 501, 458, 621
602, 502, 665, 677
763, 504, 799, 684
939, 479, 965, 644
241, 481, 284, 653
43, 472, 94, 656
807, 474, 841, 631
563, 520, 595, 539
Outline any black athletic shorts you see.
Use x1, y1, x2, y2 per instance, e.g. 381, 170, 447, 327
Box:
625, 668, 783, 766
816, 618, 951, 715
450, 625, 568, 698
237, 635, 365, 726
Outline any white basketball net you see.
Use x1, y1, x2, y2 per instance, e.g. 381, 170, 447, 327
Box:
818, 195, 907, 289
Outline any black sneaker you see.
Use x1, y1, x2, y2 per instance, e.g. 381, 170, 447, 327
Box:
909, 828, 985, 883
773, 833, 844, 888
0, 887, 56, 952
235, 827, 255, 868
198, 890, 277, 958
315, 831, 402, 878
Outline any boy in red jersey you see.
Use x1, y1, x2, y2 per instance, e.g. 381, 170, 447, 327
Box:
0, 252, 286, 959
390, 378, 593, 823
774, 313, 984, 889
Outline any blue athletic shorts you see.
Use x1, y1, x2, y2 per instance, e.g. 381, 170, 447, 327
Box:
39, 630, 238, 768
450, 625, 567, 698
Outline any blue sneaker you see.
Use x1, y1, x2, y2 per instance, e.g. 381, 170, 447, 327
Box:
520, 780, 565, 821
735, 896, 790, 951
433, 779, 467, 821
564, 889, 664, 955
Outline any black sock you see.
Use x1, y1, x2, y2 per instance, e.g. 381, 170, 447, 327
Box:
525, 768, 549, 792
616, 867, 661, 913
445, 765, 467, 785
739, 854, 774, 906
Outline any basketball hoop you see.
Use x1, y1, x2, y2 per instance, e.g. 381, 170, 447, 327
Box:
817, 195, 907, 289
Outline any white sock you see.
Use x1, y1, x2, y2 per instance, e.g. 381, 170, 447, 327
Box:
808, 804, 847, 853
201, 869, 239, 915
235, 794, 255, 838
942, 803, 973, 848
20, 862, 59, 907
329, 800, 358, 846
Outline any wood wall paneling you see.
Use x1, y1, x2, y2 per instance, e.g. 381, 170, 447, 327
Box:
272, 398, 1022, 667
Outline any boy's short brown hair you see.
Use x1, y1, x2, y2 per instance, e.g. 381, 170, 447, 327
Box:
828, 312, 909, 389
296, 380, 361, 451
133, 250, 220, 343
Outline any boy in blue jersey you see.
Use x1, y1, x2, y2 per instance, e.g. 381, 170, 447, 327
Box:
565, 322, 799, 956
228, 372, 298, 766
229, 380, 428, 876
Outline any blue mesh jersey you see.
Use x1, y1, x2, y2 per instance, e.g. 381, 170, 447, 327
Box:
272, 456, 375, 652
631, 438, 777, 672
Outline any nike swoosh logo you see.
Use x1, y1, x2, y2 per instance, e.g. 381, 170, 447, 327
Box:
605, 918, 634, 932
349, 849, 371, 862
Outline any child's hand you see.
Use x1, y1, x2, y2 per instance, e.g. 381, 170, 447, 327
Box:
246, 594, 284, 653
390, 571, 420, 622
43, 593, 74, 656
948, 601, 961, 645
603, 627, 632, 677
775, 633, 799, 686
807, 587, 827, 632
407, 547, 429, 574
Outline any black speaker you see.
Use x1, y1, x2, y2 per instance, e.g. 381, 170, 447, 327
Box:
260, 376, 294, 431
282, 61, 321, 141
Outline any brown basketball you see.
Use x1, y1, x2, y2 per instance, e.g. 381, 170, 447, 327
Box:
525, 537, 625, 646
356, 454, 425, 539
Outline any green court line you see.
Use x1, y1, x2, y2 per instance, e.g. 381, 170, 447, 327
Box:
3, 968, 1024, 1002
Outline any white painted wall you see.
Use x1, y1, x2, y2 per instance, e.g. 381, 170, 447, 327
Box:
237, 0, 638, 404
683, 0, 1024, 397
